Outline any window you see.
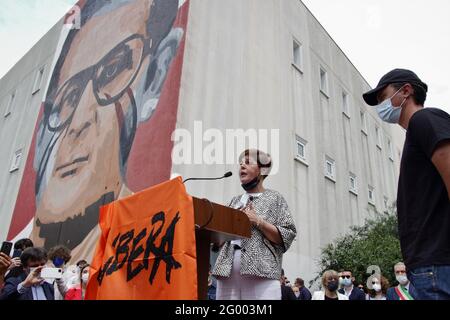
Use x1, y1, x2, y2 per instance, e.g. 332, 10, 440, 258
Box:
295, 135, 307, 163
32, 66, 45, 94
10, 149, 22, 172
4, 91, 16, 117
349, 173, 358, 195
325, 156, 336, 181
342, 91, 350, 117
368, 186, 375, 205
387, 139, 394, 161
383, 196, 389, 212
292, 39, 303, 72
360, 111, 367, 135
376, 126, 382, 149
320, 67, 329, 97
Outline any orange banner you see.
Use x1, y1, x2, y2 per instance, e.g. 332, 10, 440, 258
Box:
85, 177, 197, 300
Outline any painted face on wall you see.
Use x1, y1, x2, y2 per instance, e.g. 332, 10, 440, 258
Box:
29, 0, 183, 252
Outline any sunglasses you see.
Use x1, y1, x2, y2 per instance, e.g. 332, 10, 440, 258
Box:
341, 275, 351, 279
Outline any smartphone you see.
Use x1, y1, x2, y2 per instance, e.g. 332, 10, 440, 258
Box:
41, 267, 63, 279
12, 249, 22, 258
1, 241, 13, 256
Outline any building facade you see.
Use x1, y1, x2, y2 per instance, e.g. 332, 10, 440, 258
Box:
0, 0, 404, 285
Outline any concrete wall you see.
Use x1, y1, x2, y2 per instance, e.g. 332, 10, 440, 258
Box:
0, 0, 405, 286
175, 0, 405, 285
0, 20, 63, 242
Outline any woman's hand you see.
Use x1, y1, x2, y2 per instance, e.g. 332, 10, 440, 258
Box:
243, 203, 283, 246
243, 203, 261, 227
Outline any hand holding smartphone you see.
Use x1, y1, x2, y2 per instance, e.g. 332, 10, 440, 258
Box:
1, 241, 13, 257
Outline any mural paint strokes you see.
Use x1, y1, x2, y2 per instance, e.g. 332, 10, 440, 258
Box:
7, 0, 190, 264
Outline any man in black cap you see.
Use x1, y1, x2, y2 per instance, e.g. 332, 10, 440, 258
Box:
363, 69, 450, 300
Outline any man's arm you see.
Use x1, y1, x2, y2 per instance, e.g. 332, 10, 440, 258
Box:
0, 277, 22, 300
432, 140, 450, 199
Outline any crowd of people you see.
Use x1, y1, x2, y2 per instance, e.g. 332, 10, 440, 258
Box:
275, 262, 415, 300
1, 68, 449, 301
0, 239, 89, 300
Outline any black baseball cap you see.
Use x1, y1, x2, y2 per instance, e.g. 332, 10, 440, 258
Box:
363, 69, 428, 106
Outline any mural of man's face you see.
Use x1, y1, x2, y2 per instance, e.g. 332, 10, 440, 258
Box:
33, 0, 156, 248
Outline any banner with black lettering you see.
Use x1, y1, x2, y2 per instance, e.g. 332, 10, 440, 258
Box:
86, 177, 197, 300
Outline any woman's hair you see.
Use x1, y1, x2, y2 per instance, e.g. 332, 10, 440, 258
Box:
76, 260, 88, 268
239, 149, 272, 177
14, 238, 34, 251
48, 245, 72, 263
368, 275, 390, 297
80, 264, 90, 285
321, 270, 339, 287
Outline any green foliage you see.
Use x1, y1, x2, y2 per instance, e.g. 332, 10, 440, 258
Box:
313, 212, 403, 288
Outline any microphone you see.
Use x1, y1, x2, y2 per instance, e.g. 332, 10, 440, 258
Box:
183, 171, 233, 184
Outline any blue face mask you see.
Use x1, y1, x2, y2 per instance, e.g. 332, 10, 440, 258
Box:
376, 86, 408, 124
53, 257, 65, 268
342, 278, 352, 287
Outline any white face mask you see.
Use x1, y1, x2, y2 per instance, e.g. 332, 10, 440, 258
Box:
396, 275, 409, 286
372, 283, 382, 292
376, 86, 408, 124
82, 273, 89, 284
294, 292, 300, 298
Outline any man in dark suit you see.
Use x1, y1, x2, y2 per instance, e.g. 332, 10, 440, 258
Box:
280, 269, 297, 300
387, 262, 417, 300
338, 270, 366, 300
294, 278, 312, 300
0, 247, 54, 300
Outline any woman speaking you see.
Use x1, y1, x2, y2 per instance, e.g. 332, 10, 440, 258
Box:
212, 149, 297, 300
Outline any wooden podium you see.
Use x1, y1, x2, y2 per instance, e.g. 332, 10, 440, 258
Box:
193, 197, 251, 300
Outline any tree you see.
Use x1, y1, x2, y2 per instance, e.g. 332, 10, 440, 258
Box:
312, 211, 403, 288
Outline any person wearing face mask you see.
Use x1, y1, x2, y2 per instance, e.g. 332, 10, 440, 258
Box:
212, 149, 297, 300
363, 69, 450, 300
312, 270, 348, 300
366, 276, 389, 300
338, 270, 366, 300
65, 264, 90, 300
294, 277, 312, 300
0, 247, 54, 300
47, 245, 72, 300
387, 262, 417, 300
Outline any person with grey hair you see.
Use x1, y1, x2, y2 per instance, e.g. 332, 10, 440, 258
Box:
29, 0, 184, 263
387, 262, 417, 300
212, 149, 297, 300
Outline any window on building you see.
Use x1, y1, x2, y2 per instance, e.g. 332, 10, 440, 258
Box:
342, 91, 350, 117
292, 39, 303, 72
368, 186, 375, 205
4, 91, 16, 117
10, 149, 22, 172
349, 173, 358, 195
320, 67, 329, 97
376, 126, 382, 149
32, 66, 45, 94
325, 156, 336, 181
360, 111, 367, 135
295, 135, 307, 163
383, 196, 389, 213
387, 139, 394, 161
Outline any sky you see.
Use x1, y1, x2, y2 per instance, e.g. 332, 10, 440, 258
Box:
0, 0, 449, 113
